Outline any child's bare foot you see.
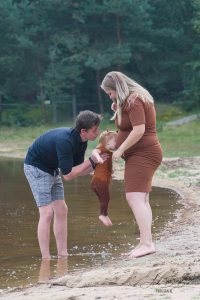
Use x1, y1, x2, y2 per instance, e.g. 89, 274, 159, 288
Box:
128, 243, 155, 258
99, 215, 113, 226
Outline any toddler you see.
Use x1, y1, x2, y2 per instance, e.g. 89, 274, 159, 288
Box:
91, 130, 117, 226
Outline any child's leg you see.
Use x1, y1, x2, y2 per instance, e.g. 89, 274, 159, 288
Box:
99, 215, 112, 226
91, 180, 112, 226
98, 184, 113, 226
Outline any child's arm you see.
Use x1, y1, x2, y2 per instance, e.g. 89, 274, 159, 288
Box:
91, 148, 104, 164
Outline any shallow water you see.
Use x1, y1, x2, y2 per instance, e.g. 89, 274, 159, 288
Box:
0, 158, 181, 289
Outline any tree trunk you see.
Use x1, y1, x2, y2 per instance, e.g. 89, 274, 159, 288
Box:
37, 61, 47, 123
72, 89, 77, 122
0, 94, 2, 122
116, 14, 122, 70
96, 70, 104, 114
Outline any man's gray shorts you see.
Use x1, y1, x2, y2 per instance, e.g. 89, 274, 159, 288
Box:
24, 164, 64, 207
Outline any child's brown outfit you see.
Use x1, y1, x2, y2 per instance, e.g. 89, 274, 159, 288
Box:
90, 145, 112, 216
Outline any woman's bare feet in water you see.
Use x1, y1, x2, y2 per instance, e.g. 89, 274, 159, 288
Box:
121, 242, 141, 257
99, 215, 113, 226
128, 243, 156, 258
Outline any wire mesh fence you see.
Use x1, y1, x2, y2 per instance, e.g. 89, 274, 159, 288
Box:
0, 96, 102, 126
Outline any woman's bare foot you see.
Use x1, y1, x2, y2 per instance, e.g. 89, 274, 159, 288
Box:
99, 215, 113, 226
121, 242, 141, 257
128, 243, 156, 258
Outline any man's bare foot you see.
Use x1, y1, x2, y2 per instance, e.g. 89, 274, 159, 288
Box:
57, 253, 68, 259
99, 215, 113, 226
128, 243, 156, 258
42, 255, 51, 260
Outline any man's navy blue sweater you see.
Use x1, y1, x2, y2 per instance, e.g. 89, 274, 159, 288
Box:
25, 128, 87, 176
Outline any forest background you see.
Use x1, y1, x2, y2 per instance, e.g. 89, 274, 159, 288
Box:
0, 0, 200, 126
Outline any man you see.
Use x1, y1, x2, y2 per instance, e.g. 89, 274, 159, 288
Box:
24, 110, 107, 259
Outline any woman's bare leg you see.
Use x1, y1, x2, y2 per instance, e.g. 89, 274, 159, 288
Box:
125, 192, 155, 258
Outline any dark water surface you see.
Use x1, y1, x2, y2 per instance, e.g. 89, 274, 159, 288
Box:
0, 158, 181, 289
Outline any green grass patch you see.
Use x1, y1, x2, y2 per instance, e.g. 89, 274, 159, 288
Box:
158, 119, 200, 157
0, 116, 199, 158
155, 103, 187, 122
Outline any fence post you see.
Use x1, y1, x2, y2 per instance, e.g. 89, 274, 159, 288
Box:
72, 93, 77, 122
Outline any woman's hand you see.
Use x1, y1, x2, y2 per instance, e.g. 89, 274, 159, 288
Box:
111, 102, 117, 111
112, 148, 123, 161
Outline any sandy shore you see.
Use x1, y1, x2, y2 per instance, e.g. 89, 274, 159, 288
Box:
1, 155, 200, 299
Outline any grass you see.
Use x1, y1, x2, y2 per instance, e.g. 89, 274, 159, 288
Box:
0, 117, 199, 158
157, 119, 200, 157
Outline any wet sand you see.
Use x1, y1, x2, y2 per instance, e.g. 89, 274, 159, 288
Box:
1, 155, 200, 299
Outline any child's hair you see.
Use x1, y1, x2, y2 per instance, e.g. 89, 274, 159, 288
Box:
99, 130, 117, 145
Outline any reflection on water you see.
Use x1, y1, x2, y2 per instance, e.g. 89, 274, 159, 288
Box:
0, 158, 182, 289
38, 258, 69, 283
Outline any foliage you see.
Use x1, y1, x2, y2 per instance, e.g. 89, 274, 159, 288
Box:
155, 103, 186, 122
1, 105, 43, 126
0, 0, 199, 126
181, 0, 200, 111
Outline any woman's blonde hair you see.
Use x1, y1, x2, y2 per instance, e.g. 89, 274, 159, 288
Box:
101, 71, 154, 124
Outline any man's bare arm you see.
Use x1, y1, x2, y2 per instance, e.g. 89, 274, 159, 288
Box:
63, 153, 108, 181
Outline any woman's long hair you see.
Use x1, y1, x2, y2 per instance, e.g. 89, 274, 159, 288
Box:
101, 71, 154, 124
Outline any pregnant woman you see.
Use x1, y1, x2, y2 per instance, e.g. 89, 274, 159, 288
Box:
101, 71, 163, 258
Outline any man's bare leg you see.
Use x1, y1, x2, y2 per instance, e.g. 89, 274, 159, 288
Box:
52, 200, 68, 257
99, 215, 113, 226
125, 192, 155, 258
38, 206, 54, 259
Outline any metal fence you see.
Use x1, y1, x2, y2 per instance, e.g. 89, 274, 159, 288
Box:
0, 95, 101, 126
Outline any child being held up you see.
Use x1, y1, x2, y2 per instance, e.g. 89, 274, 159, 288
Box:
91, 130, 117, 226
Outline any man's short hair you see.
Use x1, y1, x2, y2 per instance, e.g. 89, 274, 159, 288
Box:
75, 110, 102, 132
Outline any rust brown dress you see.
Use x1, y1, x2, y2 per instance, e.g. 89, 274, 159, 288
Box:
116, 95, 163, 193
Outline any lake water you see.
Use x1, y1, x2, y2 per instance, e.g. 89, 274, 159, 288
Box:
0, 158, 181, 289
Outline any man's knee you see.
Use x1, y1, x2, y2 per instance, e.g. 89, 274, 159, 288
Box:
39, 206, 54, 223
53, 200, 68, 218
60, 204, 68, 218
